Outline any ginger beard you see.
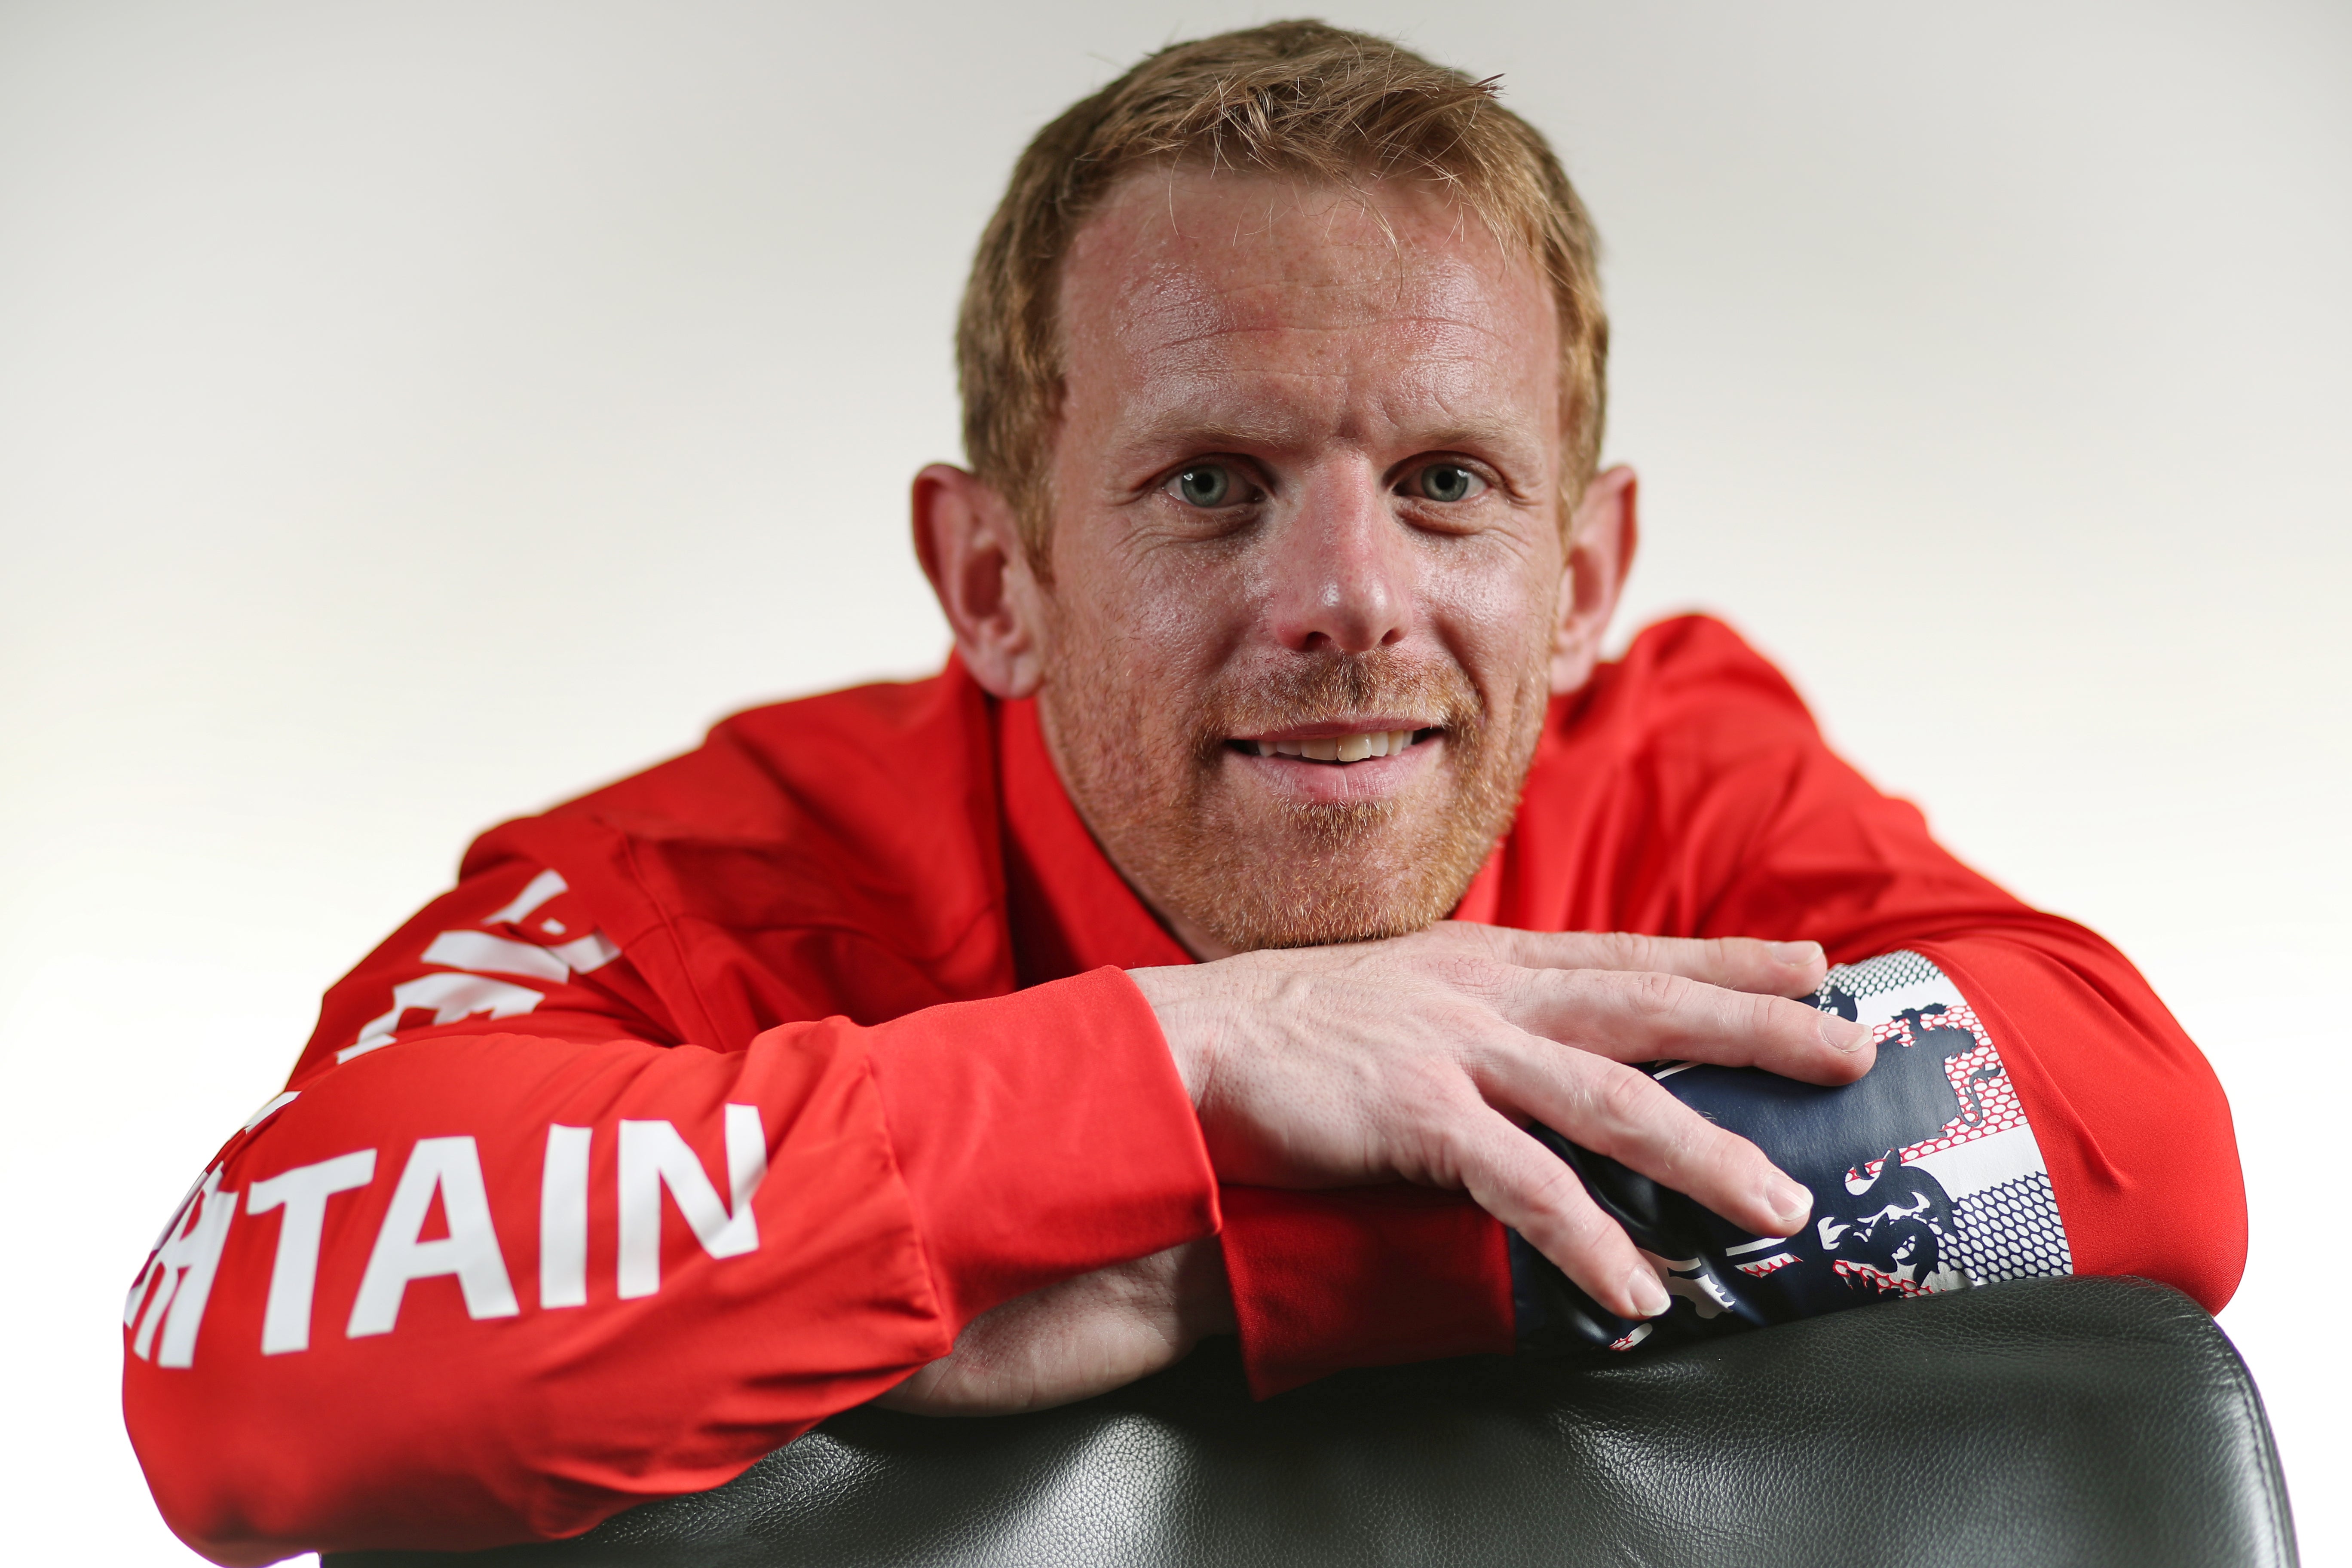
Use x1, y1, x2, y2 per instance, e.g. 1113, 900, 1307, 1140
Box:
1038, 626, 1553, 953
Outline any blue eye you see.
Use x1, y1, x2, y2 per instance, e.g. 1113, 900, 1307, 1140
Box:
1174, 466, 1234, 507
1417, 464, 1480, 503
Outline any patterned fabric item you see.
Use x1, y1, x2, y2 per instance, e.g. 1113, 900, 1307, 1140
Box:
1514, 951, 2070, 1352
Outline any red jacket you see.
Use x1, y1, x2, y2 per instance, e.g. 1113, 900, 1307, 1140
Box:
121, 616, 2245, 1564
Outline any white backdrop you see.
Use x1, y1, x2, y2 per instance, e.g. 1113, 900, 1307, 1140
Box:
3, 2, 2346, 1562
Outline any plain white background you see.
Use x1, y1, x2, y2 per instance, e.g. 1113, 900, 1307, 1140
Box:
3, 2, 2346, 1561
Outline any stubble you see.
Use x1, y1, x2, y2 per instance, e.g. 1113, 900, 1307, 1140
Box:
1041, 640, 1550, 952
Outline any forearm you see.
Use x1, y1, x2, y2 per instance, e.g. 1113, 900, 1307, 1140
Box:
124, 973, 1217, 1562
1212, 929, 2246, 1393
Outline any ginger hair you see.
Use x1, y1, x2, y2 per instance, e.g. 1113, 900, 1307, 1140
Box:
956, 18, 1609, 564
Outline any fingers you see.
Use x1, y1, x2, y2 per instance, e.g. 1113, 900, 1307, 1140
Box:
1459, 925, 1828, 998
1444, 1101, 1673, 1320
1500, 967, 1875, 1085
1482, 1041, 1814, 1247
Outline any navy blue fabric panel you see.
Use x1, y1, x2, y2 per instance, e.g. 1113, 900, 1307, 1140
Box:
1514, 965, 2064, 1355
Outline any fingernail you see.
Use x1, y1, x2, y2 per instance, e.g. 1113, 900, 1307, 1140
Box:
1629, 1267, 1671, 1318
1767, 1178, 1812, 1229
1820, 1015, 1873, 1053
1770, 940, 1824, 966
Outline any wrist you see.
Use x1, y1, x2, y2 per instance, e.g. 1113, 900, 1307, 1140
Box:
1126, 963, 1218, 1106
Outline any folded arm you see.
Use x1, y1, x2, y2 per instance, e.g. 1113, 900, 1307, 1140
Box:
122, 863, 1217, 1564
123, 864, 1860, 1558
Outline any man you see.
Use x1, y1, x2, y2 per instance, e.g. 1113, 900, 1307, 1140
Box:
122, 21, 2244, 1564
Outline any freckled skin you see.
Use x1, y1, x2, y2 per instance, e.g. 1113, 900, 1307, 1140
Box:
894, 183, 1851, 1401
1033, 171, 1575, 957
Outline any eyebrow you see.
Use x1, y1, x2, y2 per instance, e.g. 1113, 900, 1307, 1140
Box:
1120, 408, 1295, 452
1396, 416, 1533, 455
1118, 407, 1537, 459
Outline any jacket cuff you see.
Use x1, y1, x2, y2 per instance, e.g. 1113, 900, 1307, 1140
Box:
862, 966, 1220, 1326
1218, 1185, 1516, 1398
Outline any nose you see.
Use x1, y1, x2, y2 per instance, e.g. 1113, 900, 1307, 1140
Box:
1260, 466, 1414, 655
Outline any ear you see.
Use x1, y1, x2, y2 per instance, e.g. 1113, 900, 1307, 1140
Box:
1549, 464, 1639, 695
912, 463, 1048, 700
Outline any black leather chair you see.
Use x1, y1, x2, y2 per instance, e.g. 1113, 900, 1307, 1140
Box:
335, 1276, 2296, 1567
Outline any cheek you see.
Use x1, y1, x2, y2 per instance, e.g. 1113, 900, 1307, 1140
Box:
1052, 538, 1246, 712
1415, 540, 1564, 688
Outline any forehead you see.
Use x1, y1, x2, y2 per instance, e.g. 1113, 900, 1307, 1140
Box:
1058, 168, 1559, 433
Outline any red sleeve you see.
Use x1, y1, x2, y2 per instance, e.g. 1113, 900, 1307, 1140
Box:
1218, 1186, 1513, 1398
1675, 627, 2247, 1314
1218, 619, 2245, 1394
122, 862, 1214, 1564
1916, 932, 2245, 1311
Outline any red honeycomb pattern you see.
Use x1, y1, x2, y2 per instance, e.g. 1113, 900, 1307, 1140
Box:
1833, 1258, 1939, 1298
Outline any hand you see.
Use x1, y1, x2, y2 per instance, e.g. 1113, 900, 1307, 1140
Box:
874, 1239, 1234, 1415
1128, 925, 1874, 1322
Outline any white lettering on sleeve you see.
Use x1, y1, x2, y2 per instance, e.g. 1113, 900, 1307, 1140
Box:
539, 1124, 592, 1309
417, 928, 623, 984
420, 931, 570, 983
726, 1103, 768, 1218
126, 1167, 211, 1330
339, 972, 545, 1063
241, 1091, 300, 1133
247, 1150, 379, 1354
124, 1256, 161, 1334
133, 1169, 240, 1368
347, 1136, 520, 1336
550, 930, 621, 974
484, 868, 569, 928
615, 1105, 768, 1299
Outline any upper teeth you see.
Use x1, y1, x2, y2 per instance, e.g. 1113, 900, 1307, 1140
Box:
1254, 730, 1420, 762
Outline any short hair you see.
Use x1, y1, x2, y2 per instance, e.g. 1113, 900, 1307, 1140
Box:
956, 18, 1609, 564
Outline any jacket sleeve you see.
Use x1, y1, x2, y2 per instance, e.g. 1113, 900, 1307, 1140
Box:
1692, 714, 2248, 1316
121, 864, 1218, 1565
1663, 625, 2245, 1315
1219, 627, 2245, 1394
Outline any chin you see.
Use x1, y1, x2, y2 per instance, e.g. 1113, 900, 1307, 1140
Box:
1208, 902, 1449, 953
1171, 806, 1489, 952
1042, 648, 1550, 954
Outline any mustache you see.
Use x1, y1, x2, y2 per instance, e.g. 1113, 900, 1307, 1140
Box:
1193, 651, 1485, 753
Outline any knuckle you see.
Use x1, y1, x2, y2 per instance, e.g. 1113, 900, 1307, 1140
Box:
1736, 989, 1783, 1035
1418, 922, 1480, 957
1514, 1158, 1602, 1235
1393, 1063, 1486, 1135
1591, 1061, 1660, 1127
1626, 968, 1686, 1017
1642, 1113, 1738, 1191
1689, 1127, 1769, 1189
1512, 1147, 1581, 1213
1541, 1207, 1627, 1274
1459, 922, 1511, 959
1558, 933, 1604, 970
1400, 1056, 1476, 1115
1423, 1102, 1509, 1185
1427, 949, 1504, 1001
1590, 931, 1646, 968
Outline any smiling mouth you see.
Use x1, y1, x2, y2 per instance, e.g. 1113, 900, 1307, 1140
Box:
1228, 727, 1439, 764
